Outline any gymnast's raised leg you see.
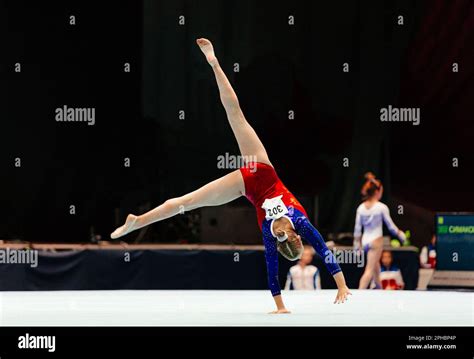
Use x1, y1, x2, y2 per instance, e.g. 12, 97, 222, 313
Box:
111, 38, 266, 239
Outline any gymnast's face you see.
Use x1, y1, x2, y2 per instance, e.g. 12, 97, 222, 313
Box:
277, 230, 303, 261
274, 218, 303, 261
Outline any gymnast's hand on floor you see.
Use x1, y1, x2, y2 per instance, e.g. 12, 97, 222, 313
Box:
334, 286, 352, 304
110, 214, 138, 239
269, 295, 291, 314
269, 308, 291, 314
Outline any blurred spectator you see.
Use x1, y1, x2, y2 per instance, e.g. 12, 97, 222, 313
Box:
285, 246, 321, 290
420, 234, 437, 269
379, 250, 405, 290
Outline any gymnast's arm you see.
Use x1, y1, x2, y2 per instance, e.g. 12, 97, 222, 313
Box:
295, 216, 352, 303
353, 208, 363, 250
262, 231, 290, 313
381, 204, 406, 243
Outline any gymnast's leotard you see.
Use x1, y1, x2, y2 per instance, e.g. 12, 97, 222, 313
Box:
353, 201, 405, 250
240, 162, 341, 296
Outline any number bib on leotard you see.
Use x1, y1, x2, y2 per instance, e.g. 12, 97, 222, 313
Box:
261, 195, 289, 220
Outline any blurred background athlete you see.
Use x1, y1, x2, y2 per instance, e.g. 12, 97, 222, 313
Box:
354, 172, 406, 289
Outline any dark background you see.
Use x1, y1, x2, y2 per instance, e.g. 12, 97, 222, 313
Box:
1, 0, 473, 246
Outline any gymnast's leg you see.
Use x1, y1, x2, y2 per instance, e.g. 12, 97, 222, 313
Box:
111, 170, 244, 239
358, 238, 383, 289
196, 38, 272, 166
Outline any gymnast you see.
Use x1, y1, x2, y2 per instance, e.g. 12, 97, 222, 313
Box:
111, 38, 351, 313
354, 172, 406, 289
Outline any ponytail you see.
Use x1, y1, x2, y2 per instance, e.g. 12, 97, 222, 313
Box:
361, 172, 382, 200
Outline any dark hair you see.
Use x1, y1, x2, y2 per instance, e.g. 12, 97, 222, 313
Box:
361, 172, 382, 200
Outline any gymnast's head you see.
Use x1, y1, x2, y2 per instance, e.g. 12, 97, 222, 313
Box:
361, 172, 383, 200
273, 218, 303, 261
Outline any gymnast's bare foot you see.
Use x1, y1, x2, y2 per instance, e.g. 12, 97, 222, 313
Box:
196, 38, 218, 67
111, 214, 138, 239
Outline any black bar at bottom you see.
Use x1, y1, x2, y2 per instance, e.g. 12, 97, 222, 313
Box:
0, 327, 471, 358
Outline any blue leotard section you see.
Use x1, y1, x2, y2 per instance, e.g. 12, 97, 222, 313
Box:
262, 208, 342, 296
262, 222, 280, 296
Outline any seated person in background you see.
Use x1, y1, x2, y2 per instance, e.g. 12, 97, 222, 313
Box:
285, 246, 321, 290
420, 234, 437, 269
379, 250, 404, 290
